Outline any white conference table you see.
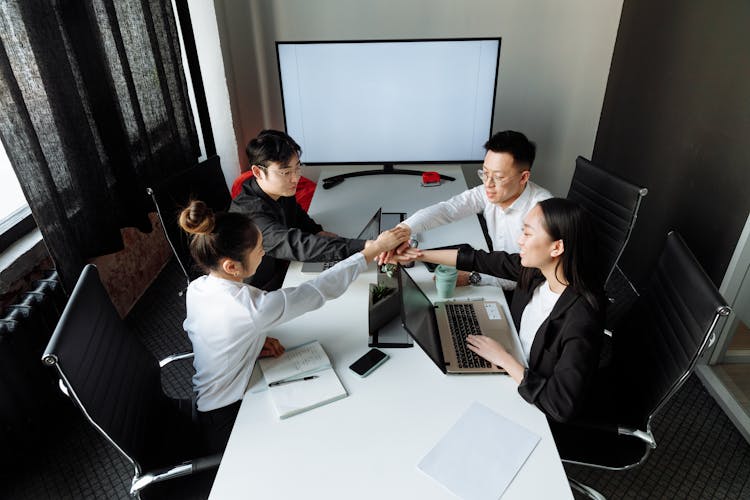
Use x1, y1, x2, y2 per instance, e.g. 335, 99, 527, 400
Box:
209, 166, 572, 499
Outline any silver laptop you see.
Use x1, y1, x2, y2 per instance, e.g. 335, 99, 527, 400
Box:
301, 208, 382, 273
398, 267, 526, 374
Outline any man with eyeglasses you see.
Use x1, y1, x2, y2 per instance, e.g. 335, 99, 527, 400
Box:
392, 130, 551, 291
230, 130, 368, 290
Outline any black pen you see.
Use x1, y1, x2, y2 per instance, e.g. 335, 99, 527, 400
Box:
268, 375, 319, 387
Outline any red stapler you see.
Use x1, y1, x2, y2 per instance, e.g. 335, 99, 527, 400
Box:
421, 171, 441, 187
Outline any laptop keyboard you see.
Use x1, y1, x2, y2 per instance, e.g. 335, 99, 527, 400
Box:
444, 303, 491, 369
322, 260, 338, 270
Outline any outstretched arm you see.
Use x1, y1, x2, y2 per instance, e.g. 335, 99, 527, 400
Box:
255, 211, 364, 262
389, 247, 459, 267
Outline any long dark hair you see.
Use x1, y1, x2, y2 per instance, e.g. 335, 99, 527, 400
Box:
178, 200, 260, 273
519, 198, 604, 312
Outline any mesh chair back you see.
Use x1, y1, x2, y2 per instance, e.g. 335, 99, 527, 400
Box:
615, 232, 729, 426
566, 156, 647, 283
43, 265, 192, 471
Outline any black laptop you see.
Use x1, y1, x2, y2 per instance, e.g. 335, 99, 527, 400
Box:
300, 208, 382, 273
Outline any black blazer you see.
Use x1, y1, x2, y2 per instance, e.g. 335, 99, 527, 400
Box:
230, 177, 365, 290
456, 248, 603, 422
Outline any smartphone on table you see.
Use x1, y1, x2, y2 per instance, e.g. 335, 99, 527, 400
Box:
349, 348, 389, 377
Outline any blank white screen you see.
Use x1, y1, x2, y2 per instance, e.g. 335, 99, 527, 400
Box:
278, 39, 499, 164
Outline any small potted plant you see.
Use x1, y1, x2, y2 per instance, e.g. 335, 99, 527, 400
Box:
377, 262, 399, 289
368, 279, 400, 335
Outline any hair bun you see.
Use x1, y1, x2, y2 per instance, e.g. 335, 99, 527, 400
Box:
179, 200, 215, 235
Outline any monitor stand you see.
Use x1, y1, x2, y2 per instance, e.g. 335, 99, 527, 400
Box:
369, 314, 413, 349
322, 163, 455, 189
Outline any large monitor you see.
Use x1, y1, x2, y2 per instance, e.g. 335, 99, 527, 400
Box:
276, 38, 500, 187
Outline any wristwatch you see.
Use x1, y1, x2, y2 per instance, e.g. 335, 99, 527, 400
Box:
468, 271, 482, 286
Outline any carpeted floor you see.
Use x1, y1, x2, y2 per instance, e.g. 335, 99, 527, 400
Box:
565, 374, 750, 499
3, 258, 750, 499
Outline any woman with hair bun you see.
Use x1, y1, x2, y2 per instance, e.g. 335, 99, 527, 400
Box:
179, 200, 409, 452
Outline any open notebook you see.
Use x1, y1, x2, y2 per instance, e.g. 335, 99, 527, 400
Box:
258, 341, 347, 419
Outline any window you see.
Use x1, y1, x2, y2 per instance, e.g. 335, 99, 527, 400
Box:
0, 0, 207, 256
0, 140, 26, 218
0, 138, 35, 253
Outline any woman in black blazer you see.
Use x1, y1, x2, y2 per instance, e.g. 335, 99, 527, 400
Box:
396, 198, 604, 423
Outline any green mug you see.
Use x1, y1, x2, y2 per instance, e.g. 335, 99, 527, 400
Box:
435, 265, 458, 299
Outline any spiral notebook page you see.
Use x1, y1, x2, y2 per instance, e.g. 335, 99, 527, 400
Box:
258, 340, 331, 384
418, 402, 540, 500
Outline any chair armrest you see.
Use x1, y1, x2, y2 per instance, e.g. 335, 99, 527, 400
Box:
130, 453, 223, 494
192, 453, 223, 472
617, 426, 656, 448
557, 417, 655, 449
159, 352, 194, 368
553, 414, 619, 435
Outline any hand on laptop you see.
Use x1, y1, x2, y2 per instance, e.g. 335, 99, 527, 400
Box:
466, 335, 524, 383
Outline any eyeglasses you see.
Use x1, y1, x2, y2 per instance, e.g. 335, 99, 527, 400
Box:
260, 163, 306, 178
476, 169, 513, 185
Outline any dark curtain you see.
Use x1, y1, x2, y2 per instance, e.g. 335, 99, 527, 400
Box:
0, 0, 199, 292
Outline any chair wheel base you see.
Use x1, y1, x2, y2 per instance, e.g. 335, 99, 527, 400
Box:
569, 476, 606, 500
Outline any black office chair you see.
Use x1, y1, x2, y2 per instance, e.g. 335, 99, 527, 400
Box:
566, 156, 648, 283
42, 265, 221, 499
147, 155, 231, 294
560, 231, 730, 499
565, 156, 648, 332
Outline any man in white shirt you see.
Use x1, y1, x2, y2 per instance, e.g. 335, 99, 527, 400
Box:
394, 130, 551, 289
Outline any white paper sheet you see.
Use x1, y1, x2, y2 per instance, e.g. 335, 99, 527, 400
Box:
418, 402, 540, 500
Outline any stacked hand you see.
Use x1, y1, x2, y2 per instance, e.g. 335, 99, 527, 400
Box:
376, 223, 419, 265
383, 246, 422, 265
362, 226, 412, 261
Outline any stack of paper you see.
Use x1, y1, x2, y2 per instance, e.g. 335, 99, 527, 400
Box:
259, 341, 347, 419
418, 402, 540, 499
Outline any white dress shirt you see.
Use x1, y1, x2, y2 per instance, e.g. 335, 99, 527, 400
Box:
518, 281, 562, 362
402, 181, 551, 288
183, 253, 367, 412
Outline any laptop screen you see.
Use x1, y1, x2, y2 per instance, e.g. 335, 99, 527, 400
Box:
399, 268, 446, 370
356, 208, 382, 240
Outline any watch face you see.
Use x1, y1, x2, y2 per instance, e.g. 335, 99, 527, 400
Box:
469, 272, 481, 285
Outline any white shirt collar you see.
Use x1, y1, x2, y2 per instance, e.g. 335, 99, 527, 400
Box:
503, 182, 533, 213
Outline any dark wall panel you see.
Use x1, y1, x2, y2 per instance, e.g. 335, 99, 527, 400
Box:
593, 0, 750, 287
